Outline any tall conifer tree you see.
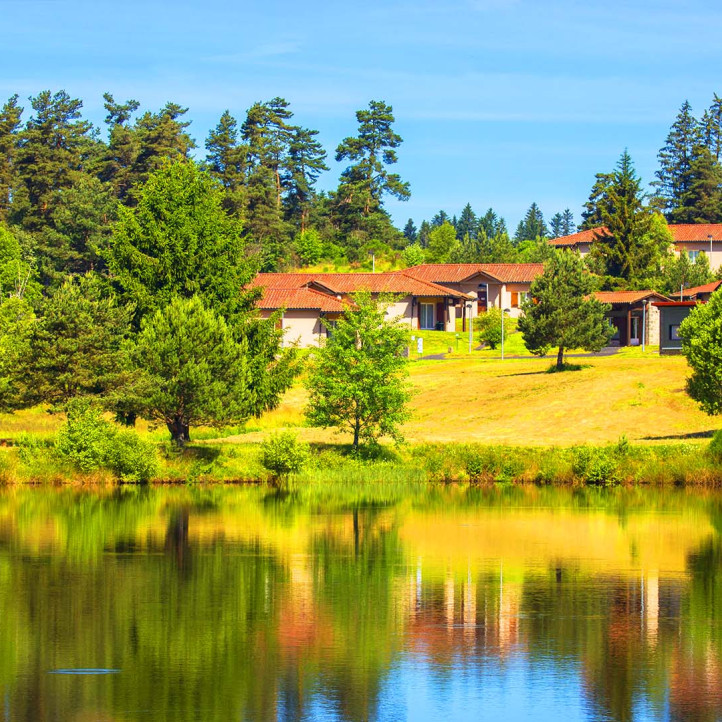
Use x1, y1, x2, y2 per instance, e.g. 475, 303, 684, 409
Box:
654, 100, 702, 219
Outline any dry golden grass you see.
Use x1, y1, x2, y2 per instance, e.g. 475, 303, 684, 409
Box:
236, 352, 717, 447
2, 353, 715, 448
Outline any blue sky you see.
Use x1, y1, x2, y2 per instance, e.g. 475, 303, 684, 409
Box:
2, 0, 721, 230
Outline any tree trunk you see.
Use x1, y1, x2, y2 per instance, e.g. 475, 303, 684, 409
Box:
556, 345, 565, 370
353, 417, 360, 450
167, 415, 191, 445
116, 411, 137, 427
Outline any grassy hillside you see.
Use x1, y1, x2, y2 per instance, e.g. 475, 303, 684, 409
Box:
1, 348, 714, 449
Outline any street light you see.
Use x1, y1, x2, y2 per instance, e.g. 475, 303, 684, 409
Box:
501, 308, 511, 361
467, 302, 473, 353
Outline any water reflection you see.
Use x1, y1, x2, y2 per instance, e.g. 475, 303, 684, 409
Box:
0, 485, 721, 720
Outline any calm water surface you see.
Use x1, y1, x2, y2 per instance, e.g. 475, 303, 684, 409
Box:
1, 484, 721, 721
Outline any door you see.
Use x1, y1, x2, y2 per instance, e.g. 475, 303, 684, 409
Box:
436, 302, 446, 330
419, 303, 434, 330
477, 284, 488, 313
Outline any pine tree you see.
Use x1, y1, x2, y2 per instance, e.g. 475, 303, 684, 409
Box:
284, 126, 328, 233
654, 100, 703, 219
675, 145, 722, 223
549, 213, 564, 239
0, 95, 22, 222
402, 218, 417, 243
418, 220, 431, 248
549, 209, 576, 238
335, 100, 410, 217
561, 208, 576, 236
456, 203, 477, 240
431, 210, 449, 227
13, 90, 96, 232
703, 94, 722, 162
204, 110, 247, 218
590, 151, 669, 283
242, 98, 294, 269
478, 208, 506, 238
581, 172, 613, 229
518, 250, 613, 369
514, 202, 548, 242
100, 93, 140, 203
130, 102, 195, 201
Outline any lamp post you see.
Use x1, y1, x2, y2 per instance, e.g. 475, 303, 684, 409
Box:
467, 302, 473, 353
501, 308, 511, 360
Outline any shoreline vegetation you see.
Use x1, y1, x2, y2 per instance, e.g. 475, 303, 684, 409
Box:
2, 436, 722, 488
3, 348, 721, 488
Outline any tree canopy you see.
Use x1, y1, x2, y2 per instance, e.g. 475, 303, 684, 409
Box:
518, 249, 613, 369
305, 292, 411, 449
680, 288, 722, 416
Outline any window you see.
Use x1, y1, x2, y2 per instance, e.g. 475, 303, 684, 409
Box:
323, 319, 338, 338
669, 324, 681, 341
688, 250, 701, 262
419, 303, 435, 330
511, 291, 519, 308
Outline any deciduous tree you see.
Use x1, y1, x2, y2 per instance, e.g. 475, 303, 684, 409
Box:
680, 288, 722, 415
305, 292, 411, 449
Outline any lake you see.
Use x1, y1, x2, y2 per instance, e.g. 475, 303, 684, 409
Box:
0, 484, 721, 721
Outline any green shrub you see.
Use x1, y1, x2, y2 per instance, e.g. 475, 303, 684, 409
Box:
260, 432, 310, 478
103, 429, 159, 483
56, 398, 114, 472
571, 446, 619, 485
708, 429, 722, 462
475, 309, 503, 349
56, 398, 159, 482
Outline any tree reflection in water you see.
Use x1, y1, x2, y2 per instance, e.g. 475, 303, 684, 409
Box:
0, 485, 720, 721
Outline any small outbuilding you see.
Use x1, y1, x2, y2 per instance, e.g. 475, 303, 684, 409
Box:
594, 291, 669, 347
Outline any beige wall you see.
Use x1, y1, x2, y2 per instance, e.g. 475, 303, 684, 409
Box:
574, 241, 722, 274
384, 296, 415, 328
268, 309, 327, 348
673, 243, 722, 273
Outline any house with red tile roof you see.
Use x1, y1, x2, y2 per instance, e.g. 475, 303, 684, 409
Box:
594, 291, 670, 347
251, 271, 471, 347
550, 224, 722, 272
681, 280, 722, 302
652, 280, 722, 354
400, 263, 545, 326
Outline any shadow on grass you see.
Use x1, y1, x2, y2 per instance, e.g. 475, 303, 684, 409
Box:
161, 444, 222, 462
641, 430, 716, 441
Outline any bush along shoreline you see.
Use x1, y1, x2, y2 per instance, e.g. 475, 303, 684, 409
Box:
1, 428, 722, 486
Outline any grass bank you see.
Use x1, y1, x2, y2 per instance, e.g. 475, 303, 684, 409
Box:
1, 435, 721, 487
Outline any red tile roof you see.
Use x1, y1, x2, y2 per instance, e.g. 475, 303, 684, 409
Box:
594, 290, 670, 305
551, 224, 722, 247
252, 272, 469, 298
401, 263, 544, 284
549, 228, 609, 247
670, 224, 722, 242
476, 263, 545, 283
257, 287, 348, 312
682, 280, 722, 297
250, 273, 317, 289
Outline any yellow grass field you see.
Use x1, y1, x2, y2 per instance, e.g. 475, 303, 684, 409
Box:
242, 352, 718, 447
1, 351, 716, 448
